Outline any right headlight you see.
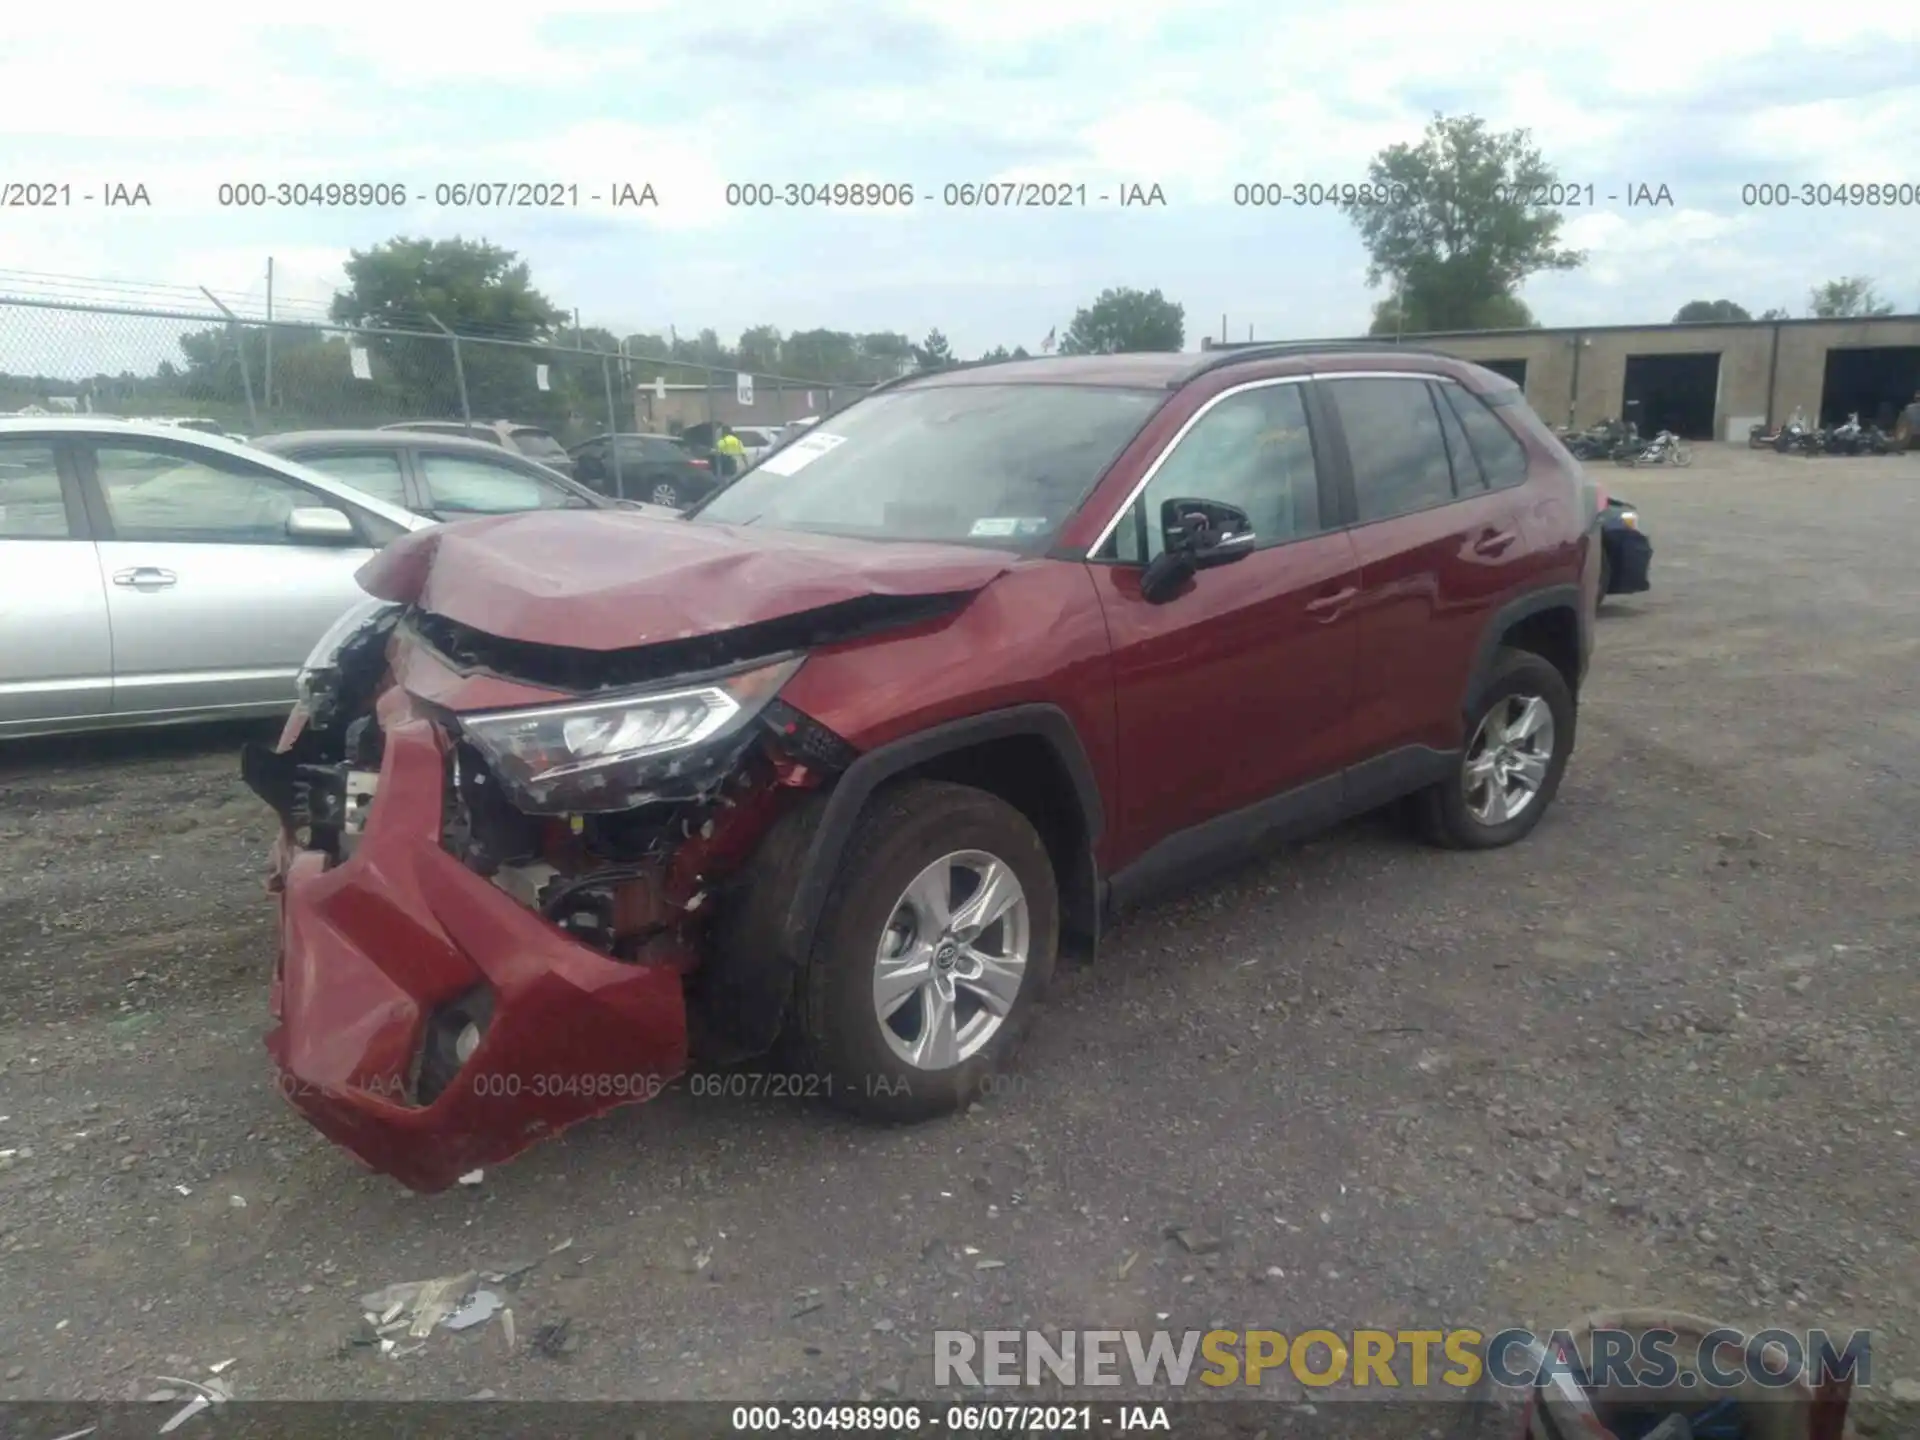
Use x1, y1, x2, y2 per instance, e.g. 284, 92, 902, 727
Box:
457, 655, 804, 814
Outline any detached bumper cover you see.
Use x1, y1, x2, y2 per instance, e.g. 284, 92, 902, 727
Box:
265, 703, 687, 1192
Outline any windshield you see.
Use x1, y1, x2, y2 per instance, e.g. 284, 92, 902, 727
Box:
693, 383, 1163, 546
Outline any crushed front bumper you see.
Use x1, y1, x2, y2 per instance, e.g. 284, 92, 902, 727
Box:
262, 692, 688, 1192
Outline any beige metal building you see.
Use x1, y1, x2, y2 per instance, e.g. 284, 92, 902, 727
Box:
1203, 315, 1920, 441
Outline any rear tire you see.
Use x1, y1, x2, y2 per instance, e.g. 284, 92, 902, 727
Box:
1417, 647, 1575, 851
650, 480, 681, 508
794, 781, 1058, 1122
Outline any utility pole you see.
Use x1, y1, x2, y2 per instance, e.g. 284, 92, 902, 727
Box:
573, 308, 582, 348
264, 257, 274, 409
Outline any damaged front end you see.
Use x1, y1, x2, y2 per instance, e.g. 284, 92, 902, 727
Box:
242, 597, 875, 1193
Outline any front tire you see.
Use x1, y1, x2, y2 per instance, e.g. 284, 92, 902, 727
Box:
795, 780, 1058, 1122
1417, 648, 1575, 851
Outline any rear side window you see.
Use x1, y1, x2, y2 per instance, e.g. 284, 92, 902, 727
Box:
0, 439, 72, 537
509, 428, 569, 461
1324, 377, 1455, 523
296, 450, 410, 508
1431, 383, 1487, 494
1445, 387, 1532, 489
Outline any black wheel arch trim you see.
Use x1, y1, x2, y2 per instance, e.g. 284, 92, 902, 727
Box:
1463, 583, 1589, 718
779, 703, 1106, 967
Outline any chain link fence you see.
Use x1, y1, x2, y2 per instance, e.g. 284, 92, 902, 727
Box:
0, 296, 874, 444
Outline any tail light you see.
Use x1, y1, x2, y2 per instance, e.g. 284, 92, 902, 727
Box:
689, 457, 710, 469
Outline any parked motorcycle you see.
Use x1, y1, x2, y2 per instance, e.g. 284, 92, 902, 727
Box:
1560, 418, 1634, 461
1818, 412, 1894, 456
1617, 429, 1692, 467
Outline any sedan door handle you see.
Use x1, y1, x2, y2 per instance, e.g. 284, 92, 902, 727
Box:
1472, 529, 1518, 557
1305, 585, 1359, 618
112, 566, 178, 588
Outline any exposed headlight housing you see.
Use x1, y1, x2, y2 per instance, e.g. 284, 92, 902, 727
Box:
458, 655, 805, 814
296, 595, 400, 719
1617, 509, 1639, 530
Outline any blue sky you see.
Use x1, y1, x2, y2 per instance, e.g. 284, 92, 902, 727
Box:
2, 0, 1917, 362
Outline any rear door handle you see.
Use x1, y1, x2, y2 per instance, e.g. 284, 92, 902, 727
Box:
1305, 585, 1358, 618
112, 566, 177, 588
1472, 529, 1518, 557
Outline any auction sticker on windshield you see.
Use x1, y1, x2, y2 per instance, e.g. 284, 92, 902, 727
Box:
969, 517, 1051, 538
756, 431, 846, 476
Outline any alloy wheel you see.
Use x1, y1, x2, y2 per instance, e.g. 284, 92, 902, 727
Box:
1462, 695, 1556, 826
872, 849, 1030, 1071
651, 482, 680, 507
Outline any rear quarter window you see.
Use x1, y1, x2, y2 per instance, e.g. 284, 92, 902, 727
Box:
1446, 386, 1534, 489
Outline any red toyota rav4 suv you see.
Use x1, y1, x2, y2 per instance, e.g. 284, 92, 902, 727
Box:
245, 344, 1602, 1190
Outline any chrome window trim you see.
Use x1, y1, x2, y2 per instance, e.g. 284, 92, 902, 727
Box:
1084, 369, 1458, 555
1312, 370, 1457, 383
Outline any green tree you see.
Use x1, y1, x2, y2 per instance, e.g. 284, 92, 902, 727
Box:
979, 345, 1013, 362
915, 328, 954, 369
1672, 299, 1752, 323
1342, 113, 1583, 336
1370, 290, 1534, 337
1759, 307, 1791, 321
328, 236, 566, 338
1807, 276, 1894, 318
1010, 345, 1032, 360
857, 332, 917, 380
1060, 287, 1185, 354
737, 325, 783, 371
785, 329, 862, 381
326, 237, 570, 423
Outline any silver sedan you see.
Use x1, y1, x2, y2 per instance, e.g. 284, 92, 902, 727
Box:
0, 417, 430, 740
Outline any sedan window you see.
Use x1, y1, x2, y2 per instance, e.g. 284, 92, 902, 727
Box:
0, 439, 72, 538
94, 444, 320, 544
419, 452, 585, 514
295, 450, 411, 508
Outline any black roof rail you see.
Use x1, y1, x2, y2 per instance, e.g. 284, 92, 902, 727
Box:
1180, 340, 1459, 385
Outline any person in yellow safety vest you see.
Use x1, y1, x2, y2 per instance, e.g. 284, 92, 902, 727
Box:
715, 426, 747, 477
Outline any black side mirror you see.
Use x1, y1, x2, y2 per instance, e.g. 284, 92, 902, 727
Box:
1138, 497, 1256, 604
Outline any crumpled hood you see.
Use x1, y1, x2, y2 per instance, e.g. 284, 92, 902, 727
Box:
355, 511, 1018, 650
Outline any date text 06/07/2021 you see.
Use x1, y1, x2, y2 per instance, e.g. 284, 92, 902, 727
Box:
728, 1403, 1170, 1433
1229, 180, 1679, 208
209, 181, 659, 208
721, 181, 1168, 208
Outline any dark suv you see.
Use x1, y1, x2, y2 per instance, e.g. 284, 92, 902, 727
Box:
246, 345, 1601, 1191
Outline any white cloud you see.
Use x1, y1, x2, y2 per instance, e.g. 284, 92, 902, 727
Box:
0, 1, 1917, 359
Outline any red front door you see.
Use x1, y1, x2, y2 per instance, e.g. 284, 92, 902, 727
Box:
1082, 376, 1363, 864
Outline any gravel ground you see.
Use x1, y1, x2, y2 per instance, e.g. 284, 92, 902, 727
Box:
1, 446, 1917, 1414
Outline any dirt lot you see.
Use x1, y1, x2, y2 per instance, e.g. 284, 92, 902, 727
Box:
1, 446, 1917, 1411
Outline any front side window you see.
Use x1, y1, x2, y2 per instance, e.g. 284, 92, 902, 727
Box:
694, 383, 1165, 548
419, 453, 584, 514
1105, 383, 1323, 563
296, 450, 410, 508
94, 443, 320, 544
1324, 377, 1456, 523
0, 439, 72, 538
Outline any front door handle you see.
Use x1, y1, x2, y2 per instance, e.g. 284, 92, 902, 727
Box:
1472, 529, 1518, 557
112, 566, 177, 589
1305, 585, 1359, 619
